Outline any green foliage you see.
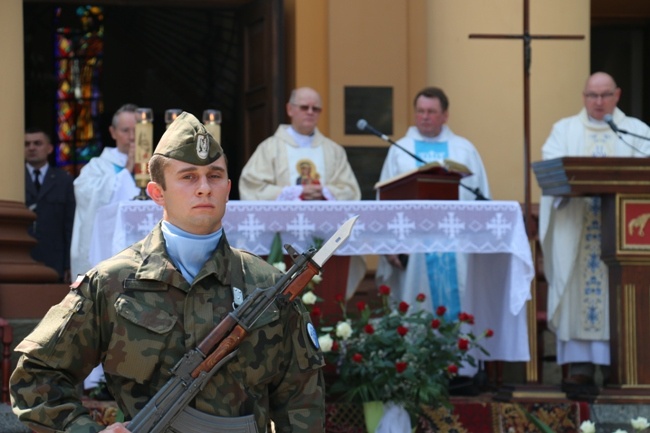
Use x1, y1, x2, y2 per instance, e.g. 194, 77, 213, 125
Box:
266, 232, 284, 265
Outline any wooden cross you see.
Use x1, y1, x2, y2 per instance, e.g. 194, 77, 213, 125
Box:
469, 0, 584, 239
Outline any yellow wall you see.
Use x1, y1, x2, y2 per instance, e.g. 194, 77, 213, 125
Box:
289, 0, 426, 142
287, 0, 330, 132
292, 0, 590, 203
329, 0, 425, 146
0, 0, 26, 202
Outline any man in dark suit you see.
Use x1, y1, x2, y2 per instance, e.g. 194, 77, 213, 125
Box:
24, 128, 76, 283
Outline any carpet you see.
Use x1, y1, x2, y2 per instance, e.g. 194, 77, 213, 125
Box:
445, 399, 589, 433
325, 398, 590, 433
82, 397, 589, 432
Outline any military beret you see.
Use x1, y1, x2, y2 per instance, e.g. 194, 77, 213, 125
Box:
153, 111, 223, 165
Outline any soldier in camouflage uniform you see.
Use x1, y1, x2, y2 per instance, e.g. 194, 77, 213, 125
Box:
10, 112, 326, 433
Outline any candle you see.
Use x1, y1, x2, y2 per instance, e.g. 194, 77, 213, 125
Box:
134, 108, 154, 190
164, 108, 182, 129
202, 109, 222, 144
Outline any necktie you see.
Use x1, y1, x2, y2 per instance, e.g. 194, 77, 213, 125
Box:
34, 169, 41, 192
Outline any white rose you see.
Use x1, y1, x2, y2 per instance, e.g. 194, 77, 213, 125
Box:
336, 321, 353, 340
311, 273, 322, 285
613, 429, 628, 433
318, 334, 334, 352
632, 417, 650, 431
579, 420, 596, 433
273, 262, 286, 272
302, 291, 317, 305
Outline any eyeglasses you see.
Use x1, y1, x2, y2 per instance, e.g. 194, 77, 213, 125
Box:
291, 104, 322, 113
584, 91, 616, 101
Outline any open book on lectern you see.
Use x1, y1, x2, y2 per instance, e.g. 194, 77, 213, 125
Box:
373, 159, 473, 190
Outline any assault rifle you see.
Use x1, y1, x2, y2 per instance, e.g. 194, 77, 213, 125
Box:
126, 215, 358, 433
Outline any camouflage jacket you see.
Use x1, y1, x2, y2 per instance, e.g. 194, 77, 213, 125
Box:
11, 224, 325, 433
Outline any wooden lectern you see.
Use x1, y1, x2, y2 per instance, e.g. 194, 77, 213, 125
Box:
375, 162, 465, 200
533, 156, 650, 388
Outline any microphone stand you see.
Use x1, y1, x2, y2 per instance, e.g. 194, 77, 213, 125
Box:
375, 131, 490, 201
606, 120, 650, 156
616, 127, 650, 141
460, 183, 489, 201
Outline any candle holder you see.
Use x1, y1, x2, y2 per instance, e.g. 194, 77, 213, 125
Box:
202, 109, 222, 144
165, 109, 182, 129
133, 107, 154, 200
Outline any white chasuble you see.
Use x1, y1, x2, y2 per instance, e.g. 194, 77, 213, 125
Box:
553, 128, 614, 342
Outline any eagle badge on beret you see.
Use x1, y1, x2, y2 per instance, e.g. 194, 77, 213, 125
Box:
196, 133, 209, 160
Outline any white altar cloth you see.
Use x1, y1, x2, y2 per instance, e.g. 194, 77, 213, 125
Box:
89, 200, 533, 362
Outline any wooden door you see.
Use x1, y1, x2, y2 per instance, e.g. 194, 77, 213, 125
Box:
237, 0, 285, 186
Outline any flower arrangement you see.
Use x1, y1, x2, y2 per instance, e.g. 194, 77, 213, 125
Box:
306, 284, 493, 423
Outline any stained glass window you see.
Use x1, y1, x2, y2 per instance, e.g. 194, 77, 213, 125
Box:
54, 6, 104, 175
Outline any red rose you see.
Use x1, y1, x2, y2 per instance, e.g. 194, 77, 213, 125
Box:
398, 301, 409, 314
431, 319, 441, 329
332, 340, 340, 351
447, 364, 459, 374
416, 293, 426, 302
436, 306, 447, 317
397, 325, 408, 336
352, 353, 363, 363
379, 285, 391, 296
395, 362, 408, 373
467, 314, 475, 325
458, 338, 469, 351
310, 306, 322, 318
364, 324, 375, 334
458, 312, 469, 322
486, 329, 494, 338
356, 301, 366, 312
335, 294, 345, 303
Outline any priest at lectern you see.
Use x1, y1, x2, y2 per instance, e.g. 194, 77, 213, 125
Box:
376, 87, 490, 323
539, 72, 650, 392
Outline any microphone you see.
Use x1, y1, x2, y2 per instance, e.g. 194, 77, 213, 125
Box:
603, 114, 618, 133
356, 119, 391, 142
357, 119, 426, 164
357, 119, 489, 200
602, 113, 650, 156
603, 114, 650, 143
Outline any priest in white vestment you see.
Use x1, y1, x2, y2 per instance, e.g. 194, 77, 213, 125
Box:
239, 87, 361, 202
71, 104, 140, 280
539, 72, 650, 388
376, 87, 489, 383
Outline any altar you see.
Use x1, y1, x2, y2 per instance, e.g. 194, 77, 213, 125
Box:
89, 199, 534, 363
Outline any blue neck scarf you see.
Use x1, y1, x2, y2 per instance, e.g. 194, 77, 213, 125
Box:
161, 221, 222, 283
